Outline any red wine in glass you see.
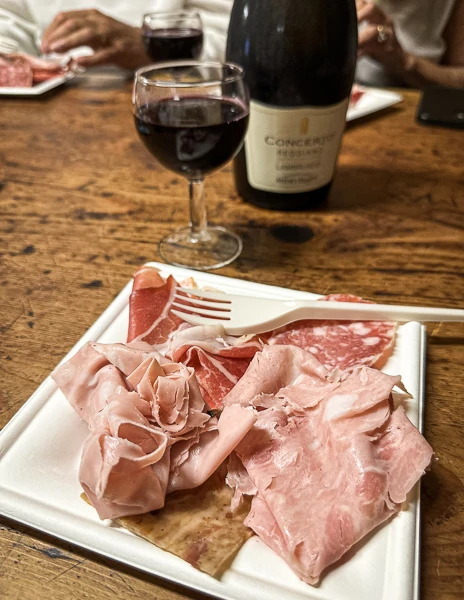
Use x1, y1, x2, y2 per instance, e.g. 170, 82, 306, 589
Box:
142, 28, 203, 61
133, 62, 250, 271
142, 12, 203, 62
134, 97, 249, 178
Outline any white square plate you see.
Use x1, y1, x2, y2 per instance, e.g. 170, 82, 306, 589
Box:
347, 87, 403, 121
0, 72, 76, 95
0, 262, 426, 600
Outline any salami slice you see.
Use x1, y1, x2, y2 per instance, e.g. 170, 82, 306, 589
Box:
0, 55, 33, 87
268, 294, 396, 371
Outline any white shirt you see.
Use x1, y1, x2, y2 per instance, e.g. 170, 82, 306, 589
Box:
357, 0, 457, 86
0, 0, 232, 61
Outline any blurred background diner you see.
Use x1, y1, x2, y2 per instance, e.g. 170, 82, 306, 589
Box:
0, 0, 232, 69
0, 0, 463, 87
356, 0, 464, 88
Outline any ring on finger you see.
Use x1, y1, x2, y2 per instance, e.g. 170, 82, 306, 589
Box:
377, 25, 390, 43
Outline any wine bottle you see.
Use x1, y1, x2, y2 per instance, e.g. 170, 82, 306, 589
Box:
226, 0, 358, 210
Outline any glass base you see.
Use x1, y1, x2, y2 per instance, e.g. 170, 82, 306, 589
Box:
158, 226, 242, 271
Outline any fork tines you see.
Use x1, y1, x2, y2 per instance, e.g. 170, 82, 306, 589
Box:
173, 287, 231, 320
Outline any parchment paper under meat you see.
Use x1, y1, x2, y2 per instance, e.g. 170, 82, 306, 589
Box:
83, 464, 253, 577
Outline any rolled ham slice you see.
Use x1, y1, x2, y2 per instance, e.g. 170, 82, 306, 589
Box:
53, 340, 257, 520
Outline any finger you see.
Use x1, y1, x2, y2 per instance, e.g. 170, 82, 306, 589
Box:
42, 19, 81, 52
41, 11, 90, 45
358, 24, 395, 59
48, 28, 98, 53
358, 3, 388, 25
41, 14, 68, 49
76, 48, 114, 67
358, 23, 382, 48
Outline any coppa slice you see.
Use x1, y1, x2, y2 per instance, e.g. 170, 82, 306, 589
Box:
268, 294, 397, 370
167, 325, 262, 410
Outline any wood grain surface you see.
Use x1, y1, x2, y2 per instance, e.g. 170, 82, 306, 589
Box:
0, 74, 463, 600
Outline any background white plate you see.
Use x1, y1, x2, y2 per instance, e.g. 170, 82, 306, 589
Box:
0, 262, 425, 600
347, 87, 403, 121
0, 71, 76, 96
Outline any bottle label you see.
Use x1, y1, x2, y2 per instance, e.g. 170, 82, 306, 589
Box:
245, 99, 349, 193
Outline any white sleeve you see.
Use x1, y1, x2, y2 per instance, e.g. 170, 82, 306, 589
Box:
184, 0, 233, 61
0, 1, 41, 55
378, 0, 457, 62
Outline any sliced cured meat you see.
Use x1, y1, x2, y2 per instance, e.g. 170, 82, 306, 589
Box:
127, 267, 184, 345
166, 325, 262, 410
375, 405, 434, 504
80, 399, 170, 519
53, 340, 257, 520
168, 404, 257, 493
167, 324, 262, 362
268, 294, 396, 371
174, 347, 256, 410
226, 345, 432, 585
127, 357, 210, 435
0, 53, 68, 87
51, 341, 165, 421
350, 83, 365, 108
127, 268, 263, 409
223, 344, 335, 410
0, 54, 33, 87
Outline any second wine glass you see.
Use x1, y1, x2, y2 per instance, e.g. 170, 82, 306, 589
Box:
142, 11, 203, 62
133, 61, 249, 270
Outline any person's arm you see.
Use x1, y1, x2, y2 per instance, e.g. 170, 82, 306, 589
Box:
357, 1, 464, 88
444, 0, 464, 66
0, 1, 41, 55
40, 9, 149, 70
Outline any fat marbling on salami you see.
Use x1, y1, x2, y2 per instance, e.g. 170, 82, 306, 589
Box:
268, 293, 396, 370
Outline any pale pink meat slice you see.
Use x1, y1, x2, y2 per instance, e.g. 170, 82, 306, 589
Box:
53, 339, 257, 520
226, 345, 432, 585
168, 404, 257, 493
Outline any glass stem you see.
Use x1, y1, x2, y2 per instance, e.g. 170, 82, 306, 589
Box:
188, 178, 208, 242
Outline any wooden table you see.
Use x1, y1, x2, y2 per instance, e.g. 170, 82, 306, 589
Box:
0, 75, 463, 600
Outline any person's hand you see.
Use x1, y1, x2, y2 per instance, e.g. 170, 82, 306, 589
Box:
41, 9, 149, 70
356, 1, 410, 78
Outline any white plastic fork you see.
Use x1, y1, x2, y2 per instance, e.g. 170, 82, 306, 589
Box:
171, 287, 464, 335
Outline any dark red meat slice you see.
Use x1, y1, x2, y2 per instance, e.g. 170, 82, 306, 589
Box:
268, 294, 396, 371
127, 268, 183, 345
180, 348, 254, 410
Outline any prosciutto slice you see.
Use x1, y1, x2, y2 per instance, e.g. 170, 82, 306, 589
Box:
52, 341, 256, 520
268, 294, 397, 370
225, 345, 433, 585
127, 267, 262, 409
127, 266, 184, 345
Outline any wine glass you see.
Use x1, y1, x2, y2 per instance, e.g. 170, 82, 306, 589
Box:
133, 61, 249, 270
142, 12, 203, 62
